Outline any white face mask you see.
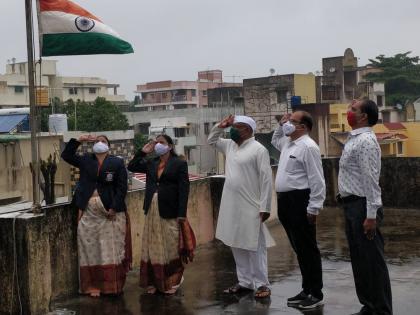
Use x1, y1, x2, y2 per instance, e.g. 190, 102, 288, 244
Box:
154, 143, 170, 156
282, 121, 296, 136
92, 141, 109, 154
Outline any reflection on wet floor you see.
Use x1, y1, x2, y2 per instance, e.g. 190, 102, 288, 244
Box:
52, 208, 420, 315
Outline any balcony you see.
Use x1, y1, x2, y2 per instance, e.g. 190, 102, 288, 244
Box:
172, 95, 187, 102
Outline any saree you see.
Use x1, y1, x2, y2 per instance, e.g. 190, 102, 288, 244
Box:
139, 193, 186, 292
78, 196, 132, 295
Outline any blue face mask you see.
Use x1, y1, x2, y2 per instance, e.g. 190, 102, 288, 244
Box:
92, 141, 109, 154
154, 143, 170, 156
229, 127, 241, 142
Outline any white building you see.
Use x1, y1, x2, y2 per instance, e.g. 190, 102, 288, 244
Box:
124, 105, 244, 176
0, 60, 127, 108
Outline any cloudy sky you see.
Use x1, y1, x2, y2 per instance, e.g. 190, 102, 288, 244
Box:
1, 0, 419, 99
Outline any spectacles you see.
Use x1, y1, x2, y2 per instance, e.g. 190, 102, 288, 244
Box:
289, 119, 302, 125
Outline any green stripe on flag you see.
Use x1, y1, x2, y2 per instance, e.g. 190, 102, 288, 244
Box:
42, 32, 134, 56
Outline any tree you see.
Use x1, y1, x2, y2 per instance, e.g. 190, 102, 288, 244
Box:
76, 97, 129, 132
133, 133, 149, 151
39, 97, 130, 132
365, 52, 420, 107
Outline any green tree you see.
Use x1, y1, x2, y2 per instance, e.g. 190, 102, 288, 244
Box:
133, 133, 149, 151
40, 97, 130, 132
76, 97, 129, 132
365, 52, 420, 107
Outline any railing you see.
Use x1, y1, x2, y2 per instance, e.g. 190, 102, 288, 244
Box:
172, 95, 187, 102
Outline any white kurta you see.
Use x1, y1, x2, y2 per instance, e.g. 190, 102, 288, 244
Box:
208, 126, 275, 251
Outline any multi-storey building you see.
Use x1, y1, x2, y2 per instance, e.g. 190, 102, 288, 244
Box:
134, 70, 242, 111
0, 60, 127, 108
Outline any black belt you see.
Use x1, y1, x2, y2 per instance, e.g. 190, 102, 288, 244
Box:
336, 194, 365, 204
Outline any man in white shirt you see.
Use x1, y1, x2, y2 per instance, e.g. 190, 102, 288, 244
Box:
208, 115, 275, 299
271, 111, 326, 309
338, 99, 392, 315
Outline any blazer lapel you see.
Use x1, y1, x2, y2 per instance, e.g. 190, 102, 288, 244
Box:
160, 156, 175, 179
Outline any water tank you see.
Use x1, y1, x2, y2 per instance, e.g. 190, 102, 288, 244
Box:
291, 96, 301, 108
49, 114, 68, 133
0, 107, 30, 116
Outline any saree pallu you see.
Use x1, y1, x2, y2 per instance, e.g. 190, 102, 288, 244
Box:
139, 193, 184, 292
78, 196, 132, 295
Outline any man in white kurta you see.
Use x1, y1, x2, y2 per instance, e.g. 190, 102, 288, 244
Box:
208, 115, 275, 298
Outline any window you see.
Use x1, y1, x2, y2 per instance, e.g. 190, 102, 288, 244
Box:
89, 88, 96, 94
191, 90, 196, 97
202, 90, 207, 97
204, 122, 210, 135
185, 147, 192, 162
276, 89, 288, 103
69, 87, 78, 95
14, 86, 24, 93
149, 93, 155, 99
322, 86, 337, 101
377, 95, 383, 107
397, 142, 403, 155
174, 128, 186, 137
162, 92, 167, 98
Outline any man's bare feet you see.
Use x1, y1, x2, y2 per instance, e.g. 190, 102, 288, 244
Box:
164, 288, 177, 295
146, 286, 157, 294
89, 289, 100, 297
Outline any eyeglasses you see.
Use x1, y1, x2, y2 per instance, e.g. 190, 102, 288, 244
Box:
289, 119, 302, 125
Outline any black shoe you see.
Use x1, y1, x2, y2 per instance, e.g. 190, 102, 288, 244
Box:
287, 291, 308, 305
298, 295, 324, 309
350, 306, 373, 315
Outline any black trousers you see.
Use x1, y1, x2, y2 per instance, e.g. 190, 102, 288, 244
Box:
277, 189, 323, 299
342, 197, 392, 315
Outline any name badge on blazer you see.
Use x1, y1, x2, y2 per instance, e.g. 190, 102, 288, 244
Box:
105, 172, 114, 182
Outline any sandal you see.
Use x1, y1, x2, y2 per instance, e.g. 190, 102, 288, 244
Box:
223, 283, 252, 294
254, 286, 271, 298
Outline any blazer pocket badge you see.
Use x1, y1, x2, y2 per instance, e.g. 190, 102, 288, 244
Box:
105, 172, 114, 182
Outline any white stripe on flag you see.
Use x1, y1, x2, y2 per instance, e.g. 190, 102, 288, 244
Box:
40, 11, 120, 38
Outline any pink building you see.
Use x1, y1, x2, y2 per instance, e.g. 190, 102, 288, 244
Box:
135, 70, 242, 111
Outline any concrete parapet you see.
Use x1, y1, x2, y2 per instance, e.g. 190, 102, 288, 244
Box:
0, 178, 215, 315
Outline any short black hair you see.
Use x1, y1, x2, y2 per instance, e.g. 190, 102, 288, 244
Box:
299, 111, 313, 131
360, 99, 379, 126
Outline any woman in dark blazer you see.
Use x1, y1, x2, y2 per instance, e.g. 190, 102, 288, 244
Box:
61, 134, 131, 297
128, 134, 190, 295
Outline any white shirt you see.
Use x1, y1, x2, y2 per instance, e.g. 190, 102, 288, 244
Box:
271, 125, 326, 215
338, 127, 382, 219
208, 125, 275, 251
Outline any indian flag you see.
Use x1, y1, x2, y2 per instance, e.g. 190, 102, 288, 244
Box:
39, 0, 134, 56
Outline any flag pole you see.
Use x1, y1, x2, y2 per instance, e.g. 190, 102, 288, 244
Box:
25, 0, 41, 213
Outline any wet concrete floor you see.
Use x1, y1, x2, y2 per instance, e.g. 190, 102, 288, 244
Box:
52, 208, 420, 315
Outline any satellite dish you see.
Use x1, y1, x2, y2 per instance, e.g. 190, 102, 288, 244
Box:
269, 68, 275, 76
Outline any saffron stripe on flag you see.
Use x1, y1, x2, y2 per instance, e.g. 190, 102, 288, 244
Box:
40, 0, 101, 22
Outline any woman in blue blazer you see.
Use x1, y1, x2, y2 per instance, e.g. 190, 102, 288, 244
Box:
61, 134, 131, 297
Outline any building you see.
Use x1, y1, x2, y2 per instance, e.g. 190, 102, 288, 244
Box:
0, 60, 127, 108
243, 73, 316, 133
319, 48, 406, 123
320, 48, 385, 105
0, 133, 69, 205
134, 70, 242, 111
124, 104, 244, 175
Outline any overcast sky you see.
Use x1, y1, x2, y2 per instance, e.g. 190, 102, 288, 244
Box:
1, 0, 419, 99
